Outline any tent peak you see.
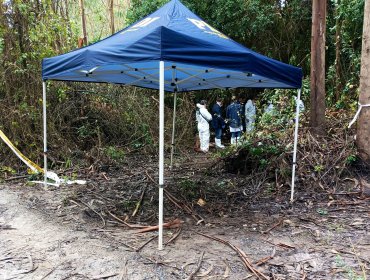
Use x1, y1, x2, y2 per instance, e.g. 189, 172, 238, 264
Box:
42, 0, 302, 89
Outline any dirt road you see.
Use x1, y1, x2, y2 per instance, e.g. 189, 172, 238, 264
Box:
0, 183, 369, 280
0, 187, 158, 280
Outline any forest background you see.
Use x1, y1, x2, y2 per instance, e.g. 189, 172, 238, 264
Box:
0, 0, 366, 192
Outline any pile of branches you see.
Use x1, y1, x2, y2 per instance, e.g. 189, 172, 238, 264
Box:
295, 111, 357, 191
220, 109, 359, 193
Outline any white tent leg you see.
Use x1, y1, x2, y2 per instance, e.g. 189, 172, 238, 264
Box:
291, 88, 302, 202
170, 92, 177, 169
158, 61, 164, 250
42, 81, 47, 187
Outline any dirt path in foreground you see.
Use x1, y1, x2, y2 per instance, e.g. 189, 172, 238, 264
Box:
0, 183, 369, 280
0, 187, 156, 280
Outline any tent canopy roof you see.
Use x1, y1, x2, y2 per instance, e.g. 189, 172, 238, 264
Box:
42, 0, 302, 91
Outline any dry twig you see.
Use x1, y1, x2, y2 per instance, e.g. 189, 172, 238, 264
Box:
186, 251, 205, 280
262, 219, 283, 234
195, 231, 269, 280
132, 186, 146, 217
135, 236, 157, 252
165, 227, 182, 245
107, 211, 147, 228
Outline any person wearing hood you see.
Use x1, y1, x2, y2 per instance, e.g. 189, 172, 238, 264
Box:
226, 95, 243, 145
294, 96, 305, 113
264, 100, 275, 114
238, 96, 246, 132
212, 97, 226, 149
196, 100, 213, 153
245, 98, 256, 133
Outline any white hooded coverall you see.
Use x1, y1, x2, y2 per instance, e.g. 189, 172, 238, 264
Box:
196, 104, 212, 152
294, 96, 305, 113
265, 102, 275, 114
245, 99, 256, 132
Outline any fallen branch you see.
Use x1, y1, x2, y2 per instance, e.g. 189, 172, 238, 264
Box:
40, 262, 67, 280
255, 247, 276, 266
165, 227, 182, 245
135, 236, 157, 252
195, 231, 269, 280
262, 219, 283, 234
4, 175, 28, 181
197, 262, 214, 277
330, 192, 361, 196
118, 258, 128, 280
349, 237, 367, 279
164, 189, 204, 223
61, 273, 86, 280
0, 224, 16, 230
116, 240, 137, 251
17, 254, 38, 275
276, 242, 295, 249
145, 170, 156, 184
91, 273, 119, 279
132, 186, 146, 217
107, 211, 147, 229
262, 239, 295, 250
186, 251, 205, 280
0, 257, 13, 262
79, 200, 106, 228
142, 255, 180, 270
223, 261, 230, 278
135, 218, 183, 234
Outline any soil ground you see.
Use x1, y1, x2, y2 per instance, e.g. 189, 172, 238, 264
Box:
0, 153, 369, 280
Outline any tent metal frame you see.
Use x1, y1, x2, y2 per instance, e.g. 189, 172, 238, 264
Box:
51, 64, 293, 92
291, 88, 302, 202
158, 61, 165, 250
42, 62, 302, 250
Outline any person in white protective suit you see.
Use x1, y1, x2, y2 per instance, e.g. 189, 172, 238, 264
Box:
294, 96, 305, 113
264, 100, 275, 114
245, 98, 256, 133
196, 100, 213, 153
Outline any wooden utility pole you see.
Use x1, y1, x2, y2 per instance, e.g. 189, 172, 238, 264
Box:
310, 0, 327, 135
357, 0, 370, 162
109, 0, 115, 35
79, 0, 87, 46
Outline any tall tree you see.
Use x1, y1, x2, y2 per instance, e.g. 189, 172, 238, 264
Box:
310, 0, 327, 134
79, 0, 87, 46
109, 0, 115, 35
357, 0, 370, 162
334, 0, 343, 101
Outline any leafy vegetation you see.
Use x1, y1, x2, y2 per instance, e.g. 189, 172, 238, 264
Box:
0, 0, 366, 183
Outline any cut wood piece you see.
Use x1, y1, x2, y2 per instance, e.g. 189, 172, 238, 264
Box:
135, 218, 183, 233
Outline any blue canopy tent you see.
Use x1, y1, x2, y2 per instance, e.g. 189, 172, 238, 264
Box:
42, 0, 303, 249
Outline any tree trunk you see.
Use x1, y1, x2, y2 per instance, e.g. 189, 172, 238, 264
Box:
79, 0, 87, 46
357, 0, 370, 162
335, 0, 343, 102
14, 6, 27, 69
109, 0, 115, 35
64, 0, 73, 39
310, 0, 326, 135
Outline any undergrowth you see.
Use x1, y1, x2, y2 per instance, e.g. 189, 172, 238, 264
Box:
219, 97, 358, 194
